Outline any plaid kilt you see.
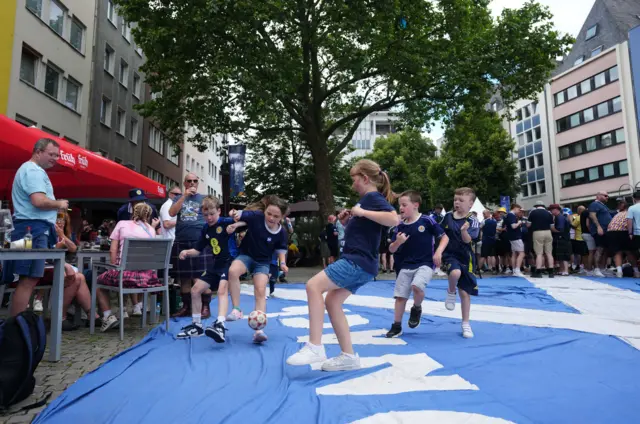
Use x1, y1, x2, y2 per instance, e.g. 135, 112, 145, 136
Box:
98, 269, 161, 288
170, 240, 212, 279
553, 237, 572, 262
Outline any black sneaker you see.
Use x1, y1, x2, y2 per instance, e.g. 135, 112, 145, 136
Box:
279, 275, 287, 283
205, 320, 226, 343
547, 268, 555, 279
531, 271, 542, 278
408, 305, 422, 329
177, 323, 204, 339
385, 323, 402, 338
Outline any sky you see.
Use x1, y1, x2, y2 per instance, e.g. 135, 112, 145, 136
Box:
427, 0, 596, 141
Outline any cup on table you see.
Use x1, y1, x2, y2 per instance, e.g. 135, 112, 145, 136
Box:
10, 239, 25, 249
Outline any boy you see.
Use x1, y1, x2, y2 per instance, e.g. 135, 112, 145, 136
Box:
176, 196, 235, 342
386, 191, 449, 338
441, 187, 481, 338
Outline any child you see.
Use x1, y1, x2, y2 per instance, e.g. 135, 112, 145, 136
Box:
287, 159, 397, 371
385, 191, 449, 338
227, 195, 289, 343
442, 187, 481, 339
176, 196, 236, 342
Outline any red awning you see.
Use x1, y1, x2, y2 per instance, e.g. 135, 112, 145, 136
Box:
0, 115, 166, 201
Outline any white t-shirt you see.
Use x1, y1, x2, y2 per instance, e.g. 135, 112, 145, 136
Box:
159, 198, 176, 240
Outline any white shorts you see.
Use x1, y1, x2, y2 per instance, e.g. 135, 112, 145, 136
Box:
393, 266, 433, 299
582, 233, 596, 251
510, 239, 525, 253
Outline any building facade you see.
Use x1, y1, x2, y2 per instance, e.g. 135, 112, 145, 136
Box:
87, 0, 145, 170
342, 110, 398, 160
0, 0, 96, 146
183, 125, 224, 199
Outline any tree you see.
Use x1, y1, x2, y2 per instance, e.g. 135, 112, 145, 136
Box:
115, 0, 572, 218
427, 106, 520, 208
365, 130, 437, 209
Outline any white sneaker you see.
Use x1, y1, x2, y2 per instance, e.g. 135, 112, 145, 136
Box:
593, 269, 605, 278
462, 322, 474, 338
287, 342, 327, 366
226, 308, 243, 321
100, 314, 119, 332
445, 291, 456, 311
321, 352, 361, 372
503, 269, 513, 275
435, 269, 446, 277
578, 268, 586, 274
513, 270, 524, 277
616, 270, 623, 278
253, 330, 268, 344
33, 299, 44, 312
634, 271, 640, 279
132, 303, 143, 316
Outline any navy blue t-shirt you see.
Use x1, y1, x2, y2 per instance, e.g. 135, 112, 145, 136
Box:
173, 194, 206, 242
392, 214, 444, 270
504, 212, 522, 241
588, 201, 612, 235
481, 218, 497, 243
238, 210, 288, 263
553, 214, 570, 239
342, 191, 395, 275
528, 207, 553, 232
442, 212, 480, 262
195, 217, 235, 271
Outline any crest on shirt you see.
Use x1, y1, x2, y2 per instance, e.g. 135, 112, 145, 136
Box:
216, 226, 223, 234
206, 234, 210, 239
418, 225, 425, 233
267, 237, 272, 242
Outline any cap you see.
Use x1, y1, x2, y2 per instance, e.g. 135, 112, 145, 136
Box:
128, 188, 147, 202
534, 200, 545, 207
548, 204, 561, 211
498, 207, 507, 213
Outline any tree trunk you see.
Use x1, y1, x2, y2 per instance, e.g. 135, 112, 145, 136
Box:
306, 132, 335, 220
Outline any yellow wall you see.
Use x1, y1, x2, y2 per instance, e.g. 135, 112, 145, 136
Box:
0, 1, 17, 115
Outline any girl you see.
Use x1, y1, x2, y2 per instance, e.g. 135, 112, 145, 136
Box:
226, 195, 289, 343
287, 159, 397, 371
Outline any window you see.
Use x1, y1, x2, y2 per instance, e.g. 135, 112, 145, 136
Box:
70, 19, 84, 52
602, 163, 614, 178
116, 108, 125, 135
132, 73, 141, 98
521, 184, 529, 198
567, 86, 578, 101
583, 108, 594, 123
580, 79, 591, 95
574, 56, 584, 66
555, 91, 565, 105
536, 154, 543, 167
26, 0, 42, 16
15, 114, 36, 127
620, 160, 629, 175
100, 96, 112, 126
98, 149, 108, 157
167, 144, 179, 165
534, 127, 541, 140
48, 0, 64, 35
64, 136, 78, 145
601, 133, 613, 147
586, 25, 597, 40
562, 160, 629, 187
64, 78, 80, 111
42, 126, 59, 136
517, 134, 525, 146
527, 156, 535, 169
529, 183, 538, 196
612, 97, 621, 113
573, 142, 583, 155
20, 47, 38, 85
44, 64, 61, 99
146, 168, 164, 184
119, 59, 128, 87
107, 0, 116, 25
594, 72, 606, 88
554, 67, 619, 107
569, 113, 580, 128
591, 45, 603, 57
149, 126, 164, 154
130, 118, 138, 143
562, 174, 572, 187
526, 130, 533, 143
615, 128, 625, 143
597, 101, 609, 118
121, 19, 131, 42
558, 128, 626, 160
104, 44, 115, 74
574, 170, 586, 185
516, 109, 523, 121
135, 44, 143, 56
538, 181, 546, 194
610, 66, 619, 82
588, 167, 599, 181
114, 157, 123, 164
585, 137, 597, 152
560, 146, 570, 159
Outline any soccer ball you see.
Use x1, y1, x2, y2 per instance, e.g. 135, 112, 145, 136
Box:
248, 310, 267, 330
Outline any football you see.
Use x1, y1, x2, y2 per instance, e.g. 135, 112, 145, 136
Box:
247, 310, 267, 330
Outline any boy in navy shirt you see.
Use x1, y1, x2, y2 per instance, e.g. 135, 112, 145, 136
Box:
176, 197, 236, 342
442, 187, 481, 339
385, 191, 448, 338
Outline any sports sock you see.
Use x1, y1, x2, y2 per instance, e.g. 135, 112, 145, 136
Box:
192, 313, 201, 324
217, 316, 225, 323
103, 310, 112, 319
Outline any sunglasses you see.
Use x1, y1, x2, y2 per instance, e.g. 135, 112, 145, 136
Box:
186, 179, 198, 184
169, 192, 182, 196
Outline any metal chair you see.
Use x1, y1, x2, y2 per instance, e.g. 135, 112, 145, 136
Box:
89, 238, 172, 340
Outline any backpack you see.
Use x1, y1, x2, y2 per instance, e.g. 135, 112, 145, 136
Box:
0, 311, 49, 412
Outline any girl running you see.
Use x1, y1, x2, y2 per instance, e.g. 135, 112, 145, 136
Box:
226, 195, 289, 343
287, 159, 397, 371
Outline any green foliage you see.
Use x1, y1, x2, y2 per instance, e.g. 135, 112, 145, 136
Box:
364, 130, 437, 209
114, 0, 572, 217
428, 106, 520, 209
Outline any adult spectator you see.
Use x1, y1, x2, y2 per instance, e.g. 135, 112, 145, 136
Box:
571, 206, 588, 274
504, 204, 525, 277
325, 215, 339, 265
528, 201, 554, 278
580, 205, 595, 274
607, 198, 634, 278
430, 204, 444, 225
550, 204, 571, 276
117, 188, 159, 223
495, 207, 511, 273
168, 173, 210, 318
159, 185, 182, 241
626, 191, 640, 278
3, 138, 68, 316
588, 192, 611, 277
335, 213, 345, 257
479, 210, 497, 273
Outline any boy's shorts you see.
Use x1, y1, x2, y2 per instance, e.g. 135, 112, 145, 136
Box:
197, 267, 229, 291
394, 265, 433, 298
443, 256, 478, 296
325, 258, 375, 294
235, 255, 270, 276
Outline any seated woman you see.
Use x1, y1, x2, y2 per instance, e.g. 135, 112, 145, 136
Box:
98, 203, 161, 332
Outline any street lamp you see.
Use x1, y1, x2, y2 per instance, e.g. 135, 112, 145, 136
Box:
219, 135, 231, 215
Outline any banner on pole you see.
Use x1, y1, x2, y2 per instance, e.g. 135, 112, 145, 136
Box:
229, 144, 246, 197
500, 196, 511, 210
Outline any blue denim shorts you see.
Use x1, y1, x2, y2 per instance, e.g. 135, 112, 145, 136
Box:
325, 258, 375, 293
14, 233, 49, 278
235, 254, 270, 276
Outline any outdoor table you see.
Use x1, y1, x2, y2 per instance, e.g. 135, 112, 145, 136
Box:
0, 248, 66, 362
76, 249, 110, 272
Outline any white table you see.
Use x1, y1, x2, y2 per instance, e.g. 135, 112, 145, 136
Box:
0, 248, 66, 362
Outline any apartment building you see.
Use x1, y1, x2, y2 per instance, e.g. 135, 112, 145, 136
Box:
0, 0, 96, 146
342, 110, 398, 160
183, 125, 224, 199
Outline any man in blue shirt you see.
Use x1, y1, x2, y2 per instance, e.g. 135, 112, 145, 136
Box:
588, 192, 611, 277
479, 210, 497, 273
4, 138, 68, 316
504, 204, 525, 277
169, 173, 208, 318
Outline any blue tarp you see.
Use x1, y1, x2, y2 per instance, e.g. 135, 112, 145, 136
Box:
35, 278, 640, 424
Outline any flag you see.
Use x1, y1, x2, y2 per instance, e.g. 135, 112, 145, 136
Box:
229, 144, 246, 197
